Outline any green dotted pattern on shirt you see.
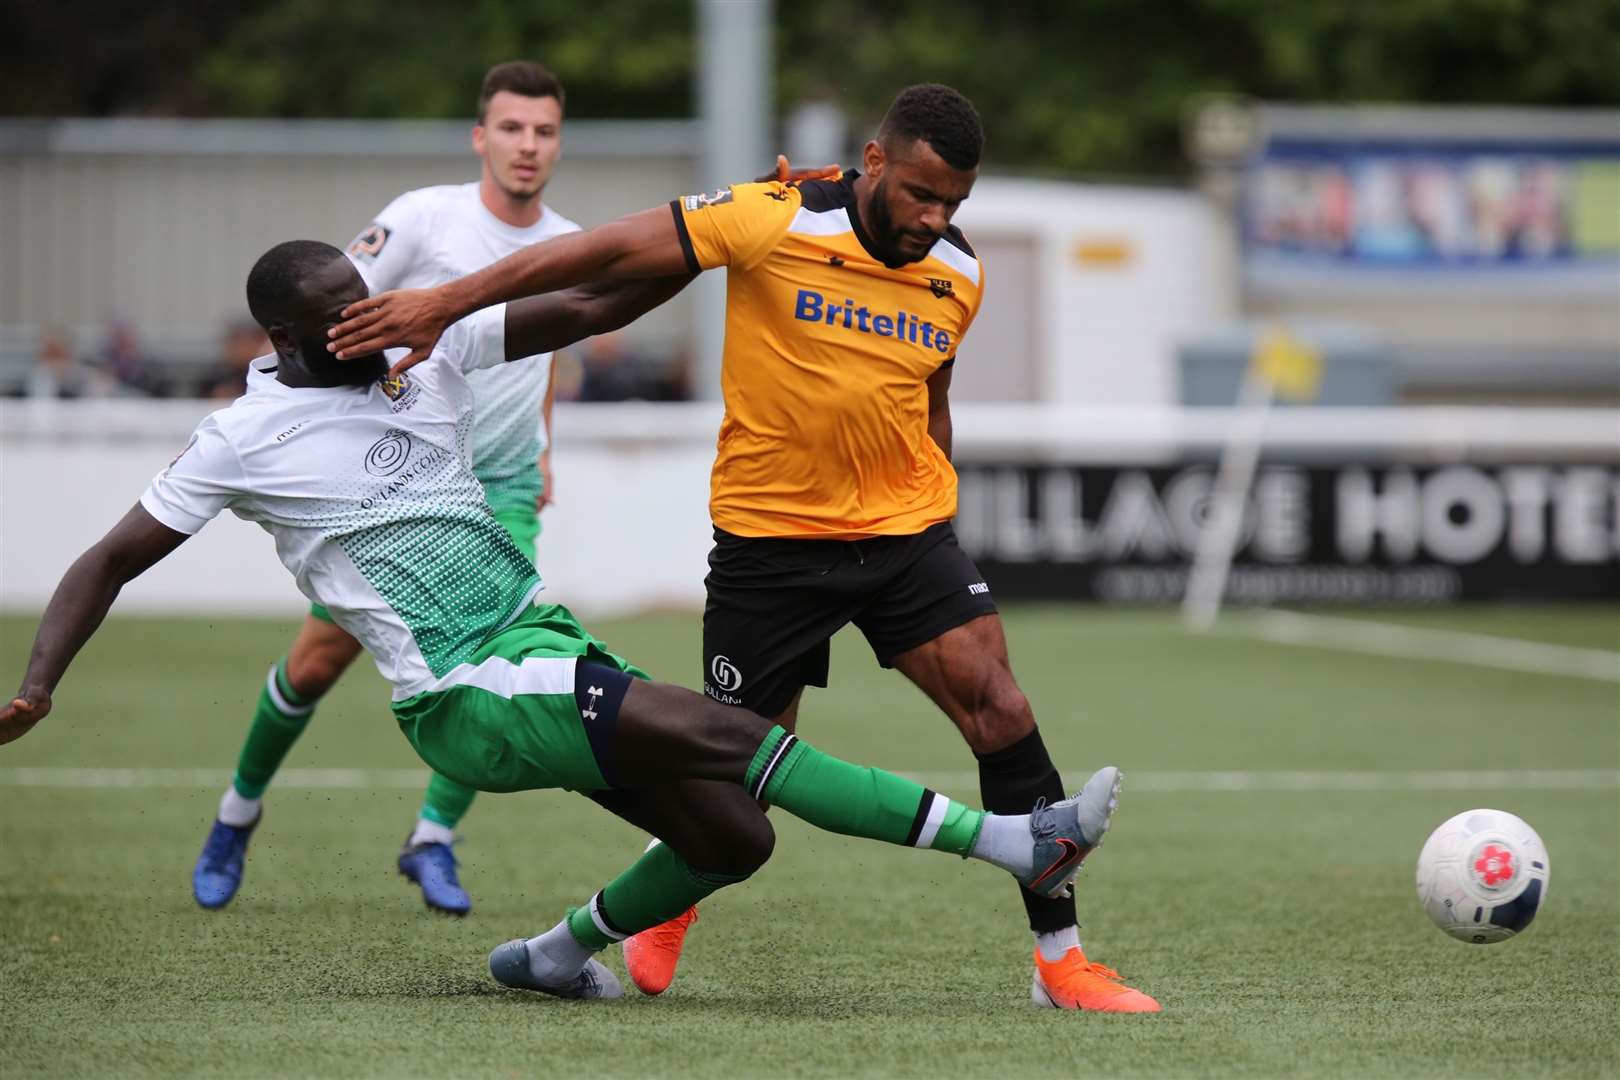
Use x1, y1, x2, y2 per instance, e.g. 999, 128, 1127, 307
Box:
329, 415, 540, 677
467, 358, 547, 514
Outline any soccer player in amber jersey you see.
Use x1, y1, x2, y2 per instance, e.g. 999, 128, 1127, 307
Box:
2, 239, 1118, 1004
328, 84, 1159, 1013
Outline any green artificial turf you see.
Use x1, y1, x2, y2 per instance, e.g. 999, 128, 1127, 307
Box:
2, 606, 1617, 1078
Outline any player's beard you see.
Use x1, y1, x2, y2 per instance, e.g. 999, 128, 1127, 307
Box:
335, 352, 389, 387
496, 157, 546, 203
293, 331, 386, 388
868, 176, 940, 266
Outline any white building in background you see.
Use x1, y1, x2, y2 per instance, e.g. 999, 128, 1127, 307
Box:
0, 118, 1236, 408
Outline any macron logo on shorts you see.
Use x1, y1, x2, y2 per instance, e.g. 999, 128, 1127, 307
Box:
968, 582, 989, 595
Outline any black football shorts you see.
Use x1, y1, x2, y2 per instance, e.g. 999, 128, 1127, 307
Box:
701, 520, 998, 718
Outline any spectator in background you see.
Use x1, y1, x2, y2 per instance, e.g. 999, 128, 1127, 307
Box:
199, 319, 270, 400
25, 329, 100, 399
97, 317, 170, 397
24, 330, 116, 401
576, 331, 689, 402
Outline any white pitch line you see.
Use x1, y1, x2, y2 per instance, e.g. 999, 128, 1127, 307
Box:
901, 769, 1620, 792
1232, 609, 1620, 683
2, 767, 1616, 793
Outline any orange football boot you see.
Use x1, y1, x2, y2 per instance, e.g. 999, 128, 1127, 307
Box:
1031, 947, 1161, 1013
623, 906, 698, 995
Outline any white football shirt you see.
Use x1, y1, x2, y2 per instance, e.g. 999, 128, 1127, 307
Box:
140, 307, 540, 700
346, 182, 580, 513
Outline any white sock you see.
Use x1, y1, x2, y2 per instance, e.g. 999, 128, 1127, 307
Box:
1035, 926, 1082, 962
408, 817, 454, 848
524, 919, 597, 986
968, 813, 1034, 876
218, 787, 262, 828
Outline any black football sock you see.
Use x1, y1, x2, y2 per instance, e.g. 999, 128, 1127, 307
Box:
976, 727, 1080, 935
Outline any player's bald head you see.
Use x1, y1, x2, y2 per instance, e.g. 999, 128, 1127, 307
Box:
246, 240, 360, 328
247, 240, 381, 387
876, 84, 983, 171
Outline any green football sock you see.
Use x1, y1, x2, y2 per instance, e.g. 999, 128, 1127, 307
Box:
567, 841, 747, 950
231, 659, 316, 800
419, 772, 477, 829
744, 726, 985, 855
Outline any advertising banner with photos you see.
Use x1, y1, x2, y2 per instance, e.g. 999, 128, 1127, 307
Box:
1244, 141, 1620, 272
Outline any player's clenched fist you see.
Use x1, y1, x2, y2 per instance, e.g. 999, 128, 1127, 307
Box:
0, 689, 51, 746
329, 287, 453, 376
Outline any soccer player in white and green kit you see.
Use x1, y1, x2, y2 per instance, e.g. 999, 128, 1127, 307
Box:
2, 239, 1122, 1002
193, 61, 581, 915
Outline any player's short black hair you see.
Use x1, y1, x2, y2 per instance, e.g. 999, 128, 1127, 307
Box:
246, 240, 345, 327
478, 60, 566, 122
876, 84, 983, 171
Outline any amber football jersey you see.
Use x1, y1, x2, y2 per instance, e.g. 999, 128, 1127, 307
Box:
671, 172, 984, 539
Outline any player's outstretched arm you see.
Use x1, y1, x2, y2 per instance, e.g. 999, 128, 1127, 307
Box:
330, 156, 839, 375
330, 206, 690, 375
504, 275, 696, 362
1, 505, 189, 746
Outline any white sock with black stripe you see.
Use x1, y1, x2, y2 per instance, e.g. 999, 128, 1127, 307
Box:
968, 813, 1035, 877
524, 918, 598, 986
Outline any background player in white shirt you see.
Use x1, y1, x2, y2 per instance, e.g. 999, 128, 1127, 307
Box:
192, 61, 582, 916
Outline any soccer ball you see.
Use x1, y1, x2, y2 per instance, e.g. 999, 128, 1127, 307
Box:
1416, 808, 1549, 944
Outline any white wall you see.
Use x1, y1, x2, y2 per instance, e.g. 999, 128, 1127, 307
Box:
953, 179, 1237, 405
7, 399, 1616, 618
0, 400, 721, 621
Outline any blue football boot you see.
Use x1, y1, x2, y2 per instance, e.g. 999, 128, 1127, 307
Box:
397, 840, 473, 916
193, 813, 260, 909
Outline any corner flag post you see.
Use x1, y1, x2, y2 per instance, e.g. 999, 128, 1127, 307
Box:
1182, 327, 1322, 631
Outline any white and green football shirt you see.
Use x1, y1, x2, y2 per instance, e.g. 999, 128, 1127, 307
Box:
346, 183, 580, 514
140, 307, 543, 700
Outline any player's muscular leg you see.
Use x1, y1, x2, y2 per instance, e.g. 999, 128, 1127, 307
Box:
282, 616, 364, 700
611, 679, 777, 786
891, 614, 1035, 755
772, 689, 804, 733
592, 782, 774, 878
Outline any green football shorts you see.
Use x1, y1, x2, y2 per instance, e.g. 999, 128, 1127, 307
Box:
391, 603, 646, 795
310, 506, 541, 624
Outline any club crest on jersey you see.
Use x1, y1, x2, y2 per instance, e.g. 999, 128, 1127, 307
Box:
928, 277, 954, 299
347, 223, 391, 261
683, 188, 734, 212
377, 371, 420, 412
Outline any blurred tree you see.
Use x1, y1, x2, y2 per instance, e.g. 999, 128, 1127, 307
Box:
5, 0, 1618, 176
778, 0, 1620, 176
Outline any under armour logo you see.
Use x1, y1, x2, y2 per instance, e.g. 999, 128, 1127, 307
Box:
582, 685, 604, 721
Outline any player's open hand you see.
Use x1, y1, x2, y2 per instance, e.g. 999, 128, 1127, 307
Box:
329, 287, 453, 377
0, 688, 52, 746
757, 154, 841, 185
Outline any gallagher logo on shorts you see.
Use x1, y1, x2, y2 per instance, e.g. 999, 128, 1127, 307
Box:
710, 655, 743, 692
364, 429, 412, 476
